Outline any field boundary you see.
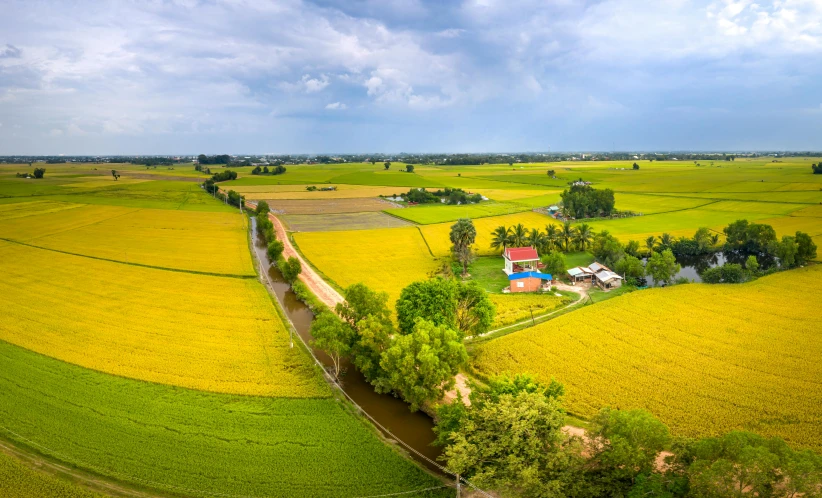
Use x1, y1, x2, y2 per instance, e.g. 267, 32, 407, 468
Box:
0, 237, 256, 279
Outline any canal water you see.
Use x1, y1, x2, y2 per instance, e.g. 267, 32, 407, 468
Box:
249, 219, 443, 473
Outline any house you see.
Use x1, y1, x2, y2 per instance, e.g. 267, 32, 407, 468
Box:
506, 271, 553, 293
567, 262, 624, 290
503, 247, 543, 275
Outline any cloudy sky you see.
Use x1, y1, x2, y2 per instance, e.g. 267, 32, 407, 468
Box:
1, 0, 821, 154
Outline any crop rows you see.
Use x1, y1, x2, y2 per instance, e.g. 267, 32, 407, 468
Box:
0, 452, 103, 498
473, 265, 822, 450
0, 341, 449, 498
0, 243, 328, 397
488, 293, 572, 328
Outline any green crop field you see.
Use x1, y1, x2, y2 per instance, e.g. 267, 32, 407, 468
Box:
0, 451, 104, 498
385, 201, 532, 224
0, 341, 448, 498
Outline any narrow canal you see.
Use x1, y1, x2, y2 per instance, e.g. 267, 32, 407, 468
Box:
249, 219, 443, 473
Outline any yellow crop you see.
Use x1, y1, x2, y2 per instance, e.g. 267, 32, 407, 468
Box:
0, 243, 328, 398
294, 226, 440, 305
474, 266, 822, 450
0, 206, 255, 275
489, 293, 572, 328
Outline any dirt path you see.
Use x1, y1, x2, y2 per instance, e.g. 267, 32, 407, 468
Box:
247, 201, 344, 308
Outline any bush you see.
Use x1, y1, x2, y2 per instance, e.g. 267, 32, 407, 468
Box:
267, 240, 284, 261
278, 256, 302, 284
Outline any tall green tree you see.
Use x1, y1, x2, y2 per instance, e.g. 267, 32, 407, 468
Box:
646, 249, 680, 286
450, 218, 477, 276
527, 228, 547, 251
335, 284, 394, 386
773, 235, 799, 268
615, 255, 645, 283
545, 224, 560, 251
309, 312, 354, 379
255, 201, 270, 216
573, 223, 593, 251
279, 256, 302, 283
541, 251, 566, 277
561, 221, 574, 252
380, 319, 467, 411
454, 281, 495, 337
395, 278, 458, 334
510, 223, 528, 247
795, 230, 817, 265
644, 235, 657, 254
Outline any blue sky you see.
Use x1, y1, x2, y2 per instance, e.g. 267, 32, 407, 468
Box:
0, 0, 820, 154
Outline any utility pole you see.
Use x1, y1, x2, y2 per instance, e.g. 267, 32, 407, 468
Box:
456, 474, 460, 498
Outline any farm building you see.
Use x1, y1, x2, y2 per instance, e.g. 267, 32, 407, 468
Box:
503, 247, 545, 275
506, 271, 553, 293
567, 262, 624, 290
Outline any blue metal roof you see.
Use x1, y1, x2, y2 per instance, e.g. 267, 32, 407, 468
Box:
508, 271, 553, 281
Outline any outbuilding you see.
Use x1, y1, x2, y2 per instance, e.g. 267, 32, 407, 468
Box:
567, 266, 595, 282
507, 271, 553, 293
594, 270, 623, 290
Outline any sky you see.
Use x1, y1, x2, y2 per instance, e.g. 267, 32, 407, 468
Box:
0, 0, 821, 155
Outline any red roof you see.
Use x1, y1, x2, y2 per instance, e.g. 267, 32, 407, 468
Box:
504, 247, 539, 262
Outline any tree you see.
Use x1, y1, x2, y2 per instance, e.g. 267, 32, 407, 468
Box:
335, 284, 394, 386
812, 163, 822, 174
405, 164, 414, 173
624, 240, 641, 257
572, 223, 593, 251
795, 231, 817, 265
541, 251, 566, 277
633, 162, 640, 170
545, 224, 560, 251
438, 380, 575, 496
490, 225, 511, 252
510, 223, 528, 247
527, 227, 547, 250
266, 240, 284, 261
384, 161, 390, 170
310, 312, 353, 378
454, 281, 495, 337
646, 249, 680, 286
336, 283, 392, 330
745, 255, 759, 275
592, 231, 626, 268
547, 169, 556, 177
395, 278, 458, 334
561, 221, 574, 252
773, 235, 799, 268
255, 201, 270, 215
109, 169, 119, 180
380, 319, 467, 411
450, 218, 476, 276
615, 255, 645, 284
279, 256, 302, 283
585, 408, 672, 497
657, 232, 674, 252
644, 235, 657, 254
693, 227, 712, 253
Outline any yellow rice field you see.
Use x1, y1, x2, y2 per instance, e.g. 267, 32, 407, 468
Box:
489, 293, 572, 328
0, 243, 328, 398
473, 265, 822, 450
294, 227, 440, 304
0, 205, 255, 275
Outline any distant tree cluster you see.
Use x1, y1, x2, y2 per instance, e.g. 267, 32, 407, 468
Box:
812, 163, 822, 174
197, 154, 231, 165
16, 167, 46, 179
560, 183, 616, 219
251, 165, 286, 175
402, 187, 482, 205
211, 170, 237, 182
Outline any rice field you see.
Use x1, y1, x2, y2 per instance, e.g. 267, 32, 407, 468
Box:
473, 266, 822, 450
266, 197, 399, 214
0, 451, 103, 498
385, 201, 532, 225
0, 243, 326, 397
489, 293, 572, 328
0, 341, 449, 498
0, 204, 255, 275
283, 212, 413, 231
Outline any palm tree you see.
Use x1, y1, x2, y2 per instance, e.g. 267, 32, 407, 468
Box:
528, 228, 547, 251
644, 235, 657, 253
545, 224, 559, 251
561, 221, 574, 252
450, 218, 477, 276
490, 225, 511, 252
710, 233, 720, 247
510, 223, 528, 247
572, 223, 593, 252
657, 233, 673, 251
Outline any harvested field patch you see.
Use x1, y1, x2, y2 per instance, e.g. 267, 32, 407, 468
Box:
282, 212, 413, 232
385, 202, 531, 225
238, 185, 410, 199
267, 197, 399, 214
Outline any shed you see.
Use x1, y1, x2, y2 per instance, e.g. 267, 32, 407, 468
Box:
594, 270, 623, 290
567, 266, 595, 282
507, 271, 553, 293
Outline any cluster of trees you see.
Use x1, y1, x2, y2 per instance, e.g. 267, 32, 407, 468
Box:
811, 163, 822, 174
16, 168, 46, 179
310, 278, 494, 411
203, 178, 242, 207
724, 219, 816, 269
197, 154, 231, 165
491, 221, 596, 254
435, 374, 822, 497
254, 202, 299, 282
251, 165, 286, 175
403, 187, 483, 205
211, 170, 238, 182
560, 183, 616, 219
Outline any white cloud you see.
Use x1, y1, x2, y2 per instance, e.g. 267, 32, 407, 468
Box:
325, 102, 347, 110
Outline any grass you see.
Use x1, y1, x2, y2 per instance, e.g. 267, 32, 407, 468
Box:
0, 242, 327, 397
473, 266, 822, 451
0, 203, 255, 276
467, 256, 510, 292
564, 251, 595, 268
0, 341, 449, 498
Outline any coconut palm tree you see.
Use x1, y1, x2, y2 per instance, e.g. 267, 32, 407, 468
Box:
545, 224, 559, 251
490, 225, 511, 252
573, 223, 593, 252
528, 228, 548, 251
645, 235, 657, 253
450, 218, 477, 276
560, 221, 574, 252
657, 233, 674, 251
710, 233, 720, 247
510, 223, 528, 247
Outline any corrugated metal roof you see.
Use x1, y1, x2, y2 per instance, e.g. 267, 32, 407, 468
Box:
567, 266, 594, 276
508, 271, 553, 281
595, 270, 623, 282
589, 262, 606, 272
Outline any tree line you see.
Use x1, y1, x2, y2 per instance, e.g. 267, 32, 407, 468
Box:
251, 165, 286, 175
